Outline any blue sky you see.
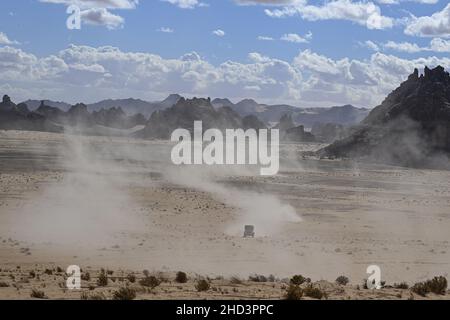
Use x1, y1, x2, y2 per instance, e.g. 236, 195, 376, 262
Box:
0, 0, 449, 107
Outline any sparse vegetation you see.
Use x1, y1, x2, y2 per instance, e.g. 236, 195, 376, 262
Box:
44, 269, 53, 275
195, 279, 210, 292
126, 273, 136, 283
412, 276, 447, 296
0, 282, 9, 287
335, 276, 349, 286
97, 269, 108, 287
248, 274, 268, 282
30, 288, 48, 299
113, 287, 136, 300
81, 291, 107, 300
139, 276, 160, 289
284, 285, 303, 300
175, 271, 188, 284
81, 272, 91, 281
394, 282, 409, 289
230, 276, 242, 285
290, 275, 307, 286
303, 284, 326, 300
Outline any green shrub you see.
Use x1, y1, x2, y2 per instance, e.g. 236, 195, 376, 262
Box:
284, 285, 303, 300
195, 279, 210, 292
175, 271, 188, 284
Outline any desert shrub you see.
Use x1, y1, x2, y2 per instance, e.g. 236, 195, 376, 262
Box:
412, 276, 447, 296
230, 276, 242, 285
284, 285, 303, 300
335, 276, 350, 286
411, 282, 428, 296
81, 272, 91, 281
29, 271, 36, 279
139, 276, 160, 289
107, 270, 114, 276
394, 282, 409, 289
195, 279, 210, 292
0, 282, 9, 287
56, 267, 63, 273
175, 272, 188, 284
113, 287, 137, 300
30, 289, 48, 299
97, 269, 108, 287
44, 269, 53, 275
290, 275, 307, 286
81, 292, 106, 300
126, 274, 136, 283
248, 274, 268, 282
143, 270, 150, 277
303, 285, 326, 300
267, 274, 276, 282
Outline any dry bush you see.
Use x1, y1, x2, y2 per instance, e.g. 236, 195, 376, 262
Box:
97, 269, 108, 287
139, 276, 160, 289
335, 276, 349, 286
284, 285, 303, 300
195, 279, 210, 292
113, 287, 137, 300
175, 271, 188, 284
30, 289, 48, 299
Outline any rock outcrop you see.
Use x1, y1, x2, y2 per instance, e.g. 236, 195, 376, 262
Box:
320, 66, 450, 168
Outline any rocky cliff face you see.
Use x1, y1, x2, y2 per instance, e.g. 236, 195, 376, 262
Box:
320, 66, 450, 168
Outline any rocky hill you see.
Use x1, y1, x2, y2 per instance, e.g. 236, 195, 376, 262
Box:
136, 97, 268, 139
320, 66, 450, 168
0, 96, 63, 132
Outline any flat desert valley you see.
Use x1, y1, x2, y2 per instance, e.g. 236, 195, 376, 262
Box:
0, 130, 449, 299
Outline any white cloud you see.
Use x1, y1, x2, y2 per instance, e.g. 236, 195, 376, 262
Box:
263, 0, 393, 30
404, 4, 450, 38
257, 35, 274, 41
0, 32, 19, 45
382, 38, 450, 53
80, 8, 124, 29
384, 40, 423, 53
39, 0, 137, 29
212, 29, 226, 37
162, 0, 207, 9
157, 27, 175, 33
280, 33, 309, 43
1, 44, 449, 108
363, 40, 380, 51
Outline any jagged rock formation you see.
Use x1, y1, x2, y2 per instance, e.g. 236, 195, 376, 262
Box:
0, 96, 62, 132
136, 97, 267, 139
274, 114, 315, 142
92, 107, 146, 129
320, 66, 450, 168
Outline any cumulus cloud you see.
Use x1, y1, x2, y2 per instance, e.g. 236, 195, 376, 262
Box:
280, 32, 310, 43
382, 38, 450, 53
362, 40, 380, 51
404, 4, 450, 38
39, 0, 137, 29
1, 44, 449, 108
258, 0, 394, 30
0, 32, 19, 45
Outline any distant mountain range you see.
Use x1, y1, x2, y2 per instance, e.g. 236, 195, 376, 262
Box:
21, 95, 368, 129
211, 98, 369, 128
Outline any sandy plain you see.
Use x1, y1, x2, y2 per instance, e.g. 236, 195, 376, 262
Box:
0, 130, 449, 299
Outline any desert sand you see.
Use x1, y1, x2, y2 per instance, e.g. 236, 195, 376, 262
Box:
0, 130, 449, 299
